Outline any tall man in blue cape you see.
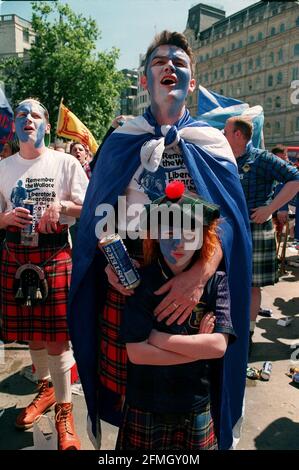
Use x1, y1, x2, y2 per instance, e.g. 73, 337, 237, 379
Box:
68, 31, 252, 450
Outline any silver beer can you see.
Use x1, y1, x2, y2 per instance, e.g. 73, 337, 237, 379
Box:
99, 234, 140, 289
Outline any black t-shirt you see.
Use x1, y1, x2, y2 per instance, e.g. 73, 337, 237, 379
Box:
120, 257, 236, 414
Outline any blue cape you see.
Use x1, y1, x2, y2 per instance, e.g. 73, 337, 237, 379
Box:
68, 109, 252, 450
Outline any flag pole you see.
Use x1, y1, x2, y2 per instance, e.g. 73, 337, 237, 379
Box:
56, 97, 64, 137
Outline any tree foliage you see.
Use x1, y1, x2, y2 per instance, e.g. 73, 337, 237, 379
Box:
0, 1, 126, 141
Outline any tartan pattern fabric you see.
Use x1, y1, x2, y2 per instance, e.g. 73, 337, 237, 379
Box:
1, 241, 72, 342
251, 219, 278, 287
116, 402, 217, 451
99, 286, 128, 395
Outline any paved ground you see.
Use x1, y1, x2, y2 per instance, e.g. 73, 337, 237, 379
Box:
0, 248, 298, 450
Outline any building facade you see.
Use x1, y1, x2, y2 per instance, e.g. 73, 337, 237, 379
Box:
184, 1, 299, 148
119, 68, 138, 116
0, 14, 35, 59
136, 54, 150, 116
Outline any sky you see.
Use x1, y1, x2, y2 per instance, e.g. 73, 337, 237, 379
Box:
0, 0, 258, 69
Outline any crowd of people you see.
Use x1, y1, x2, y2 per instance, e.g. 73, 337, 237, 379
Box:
0, 30, 298, 451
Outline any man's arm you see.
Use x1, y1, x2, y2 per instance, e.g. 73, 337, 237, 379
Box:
148, 329, 228, 360
251, 180, 299, 224
154, 240, 223, 324
38, 201, 83, 233
126, 340, 200, 366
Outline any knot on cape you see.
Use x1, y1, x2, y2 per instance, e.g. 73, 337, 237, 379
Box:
140, 125, 181, 172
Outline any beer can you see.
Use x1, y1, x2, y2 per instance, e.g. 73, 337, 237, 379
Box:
260, 361, 272, 381
246, 367, 260, 380
99, 234, 140, 289
292, 372, 299, 384
22, 199, 36, 233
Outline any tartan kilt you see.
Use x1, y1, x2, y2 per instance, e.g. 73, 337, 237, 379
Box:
251, 219, 278, 287
1, 241, 72, 342
116, 402, 218, 451
99, 286, 127, 395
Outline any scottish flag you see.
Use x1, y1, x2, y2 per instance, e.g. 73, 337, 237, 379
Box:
197, 85, 264, 148
68, 107, 252, 450
0, 88, 14, 151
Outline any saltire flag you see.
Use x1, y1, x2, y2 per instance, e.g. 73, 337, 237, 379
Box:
0, 87, 14, 151
197, 85, 264, 148
56, 100, 98, 154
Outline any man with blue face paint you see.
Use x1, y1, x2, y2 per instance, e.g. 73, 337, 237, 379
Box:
0, 98, 88, 450
69, 32, 252, 450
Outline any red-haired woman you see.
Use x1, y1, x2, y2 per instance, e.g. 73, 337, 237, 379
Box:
116, 182, 236, 451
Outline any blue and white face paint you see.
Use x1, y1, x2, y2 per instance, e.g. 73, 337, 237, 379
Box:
15, 101, 48, 148
145, 45, 195, 120
159, 229, 197, 267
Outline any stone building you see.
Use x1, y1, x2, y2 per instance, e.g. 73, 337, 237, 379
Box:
184, 1, 299, 148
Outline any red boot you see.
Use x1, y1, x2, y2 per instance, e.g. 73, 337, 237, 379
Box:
15, 379, 56, 429
55, 403, 81, 450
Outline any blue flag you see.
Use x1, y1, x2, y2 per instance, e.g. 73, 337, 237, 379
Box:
197, 85, 264, 148
0, 88, 14, 151
68, 108, 252, 450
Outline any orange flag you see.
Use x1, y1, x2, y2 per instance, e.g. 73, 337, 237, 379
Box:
56, 100, 98, 153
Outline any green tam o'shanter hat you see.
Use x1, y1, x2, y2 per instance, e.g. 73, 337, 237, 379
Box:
140, 181, 220, 230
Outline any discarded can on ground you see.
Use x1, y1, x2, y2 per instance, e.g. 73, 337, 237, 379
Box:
292, 373, 299, 384
99, 234, 140, 289
246, 367, 260, 380
260, 361, 272, 381
277, 317, 293, 327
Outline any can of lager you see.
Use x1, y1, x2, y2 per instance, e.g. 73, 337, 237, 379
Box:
260, 361, 272, 381
99, 234, 140, 289
23, 199, 36, 233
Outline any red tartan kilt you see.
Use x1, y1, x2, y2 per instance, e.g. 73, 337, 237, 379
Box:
1, 241, 72, 342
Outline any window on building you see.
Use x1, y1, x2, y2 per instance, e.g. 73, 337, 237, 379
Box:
296, 116, 299, 132
275, 96, 281, 108
249, 35, 255, 43
269, 52, 274, 64
220, 68, 224, 78
270, 27, 276, 36
248, 80, 252, 91
279, 23, 285, 33
292, 67, 299, 80
214, 70, 218, 80
255, 56, 261, 68
294, 44, 299, 56
23, 28, 29, 43
230, 65, 234, 75
219, 88, 224, 95
205, 73, 209, 82
265, 97, 272, 110
268, 75, 273, 87
248, 58, 253, 71
256, 77, 261, 90
278, 48, 283, 62
257, 32, 263, 41
296, 17, 299, 27
265, 122, 271, 134
274, 121, 281, 133
237, 62, 242, 73
238, 40, 243, 48
231, 43, 235, 50
221, 47, 225, 54
276, 72, 283, 85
